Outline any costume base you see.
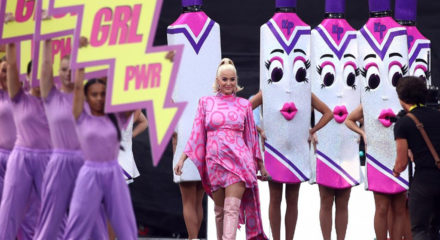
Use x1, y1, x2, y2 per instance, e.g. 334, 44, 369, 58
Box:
0, 147, 50, 240
63, 160, 137, 240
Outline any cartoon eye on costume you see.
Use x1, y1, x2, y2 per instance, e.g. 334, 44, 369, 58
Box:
344, 61, 358, 90
361, 62, 380, 92
292, 49, 310, 83
414, 58, 430, 82
266, 49, 285, 84
388, 61, 408, 87
293, 56, 311, 83
317, 61, 335, 89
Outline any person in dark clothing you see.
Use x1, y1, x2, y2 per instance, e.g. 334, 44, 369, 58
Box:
393, 76, 440, 240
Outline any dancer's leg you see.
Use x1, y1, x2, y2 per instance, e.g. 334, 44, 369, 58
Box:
319, 185, 335, 240
391, 192, 407, 240
335, 188, 351, 240
63, 166, 103, 239
34, 154, 83, 240
268, 181, 282, 240
374, 192, 392, 240
180, 181, 204, 239
103, 166, 137, 240
285, 183, 300, 240
0, 150, 33, 240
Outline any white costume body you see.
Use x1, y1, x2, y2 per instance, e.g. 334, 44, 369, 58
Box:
118, 114, 140, 184
311, 18, 362, 189
167, 11, 221, 182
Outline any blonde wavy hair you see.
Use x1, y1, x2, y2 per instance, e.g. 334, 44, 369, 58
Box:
213, 58, 243, 93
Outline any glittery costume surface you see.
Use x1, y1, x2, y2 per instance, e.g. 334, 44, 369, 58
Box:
184, 94, 268, 240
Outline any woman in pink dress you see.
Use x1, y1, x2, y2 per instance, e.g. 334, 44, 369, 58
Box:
174, 58, 270, 240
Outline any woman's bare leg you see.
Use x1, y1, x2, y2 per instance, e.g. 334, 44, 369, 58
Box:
391, 192, 407, 240
374, 192, 392, 240
403, 204, 413, 240
285, 183, 300, 240
195, 182, 205, 233
388, 203, 394, 238
268, 181, 283, 240
319, 185, 334, 240
180, 181, 204, 239
335, 188, 351, 240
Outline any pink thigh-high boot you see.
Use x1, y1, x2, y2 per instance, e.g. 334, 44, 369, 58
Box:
214, 205, 224, 240
222, 197, 241, 240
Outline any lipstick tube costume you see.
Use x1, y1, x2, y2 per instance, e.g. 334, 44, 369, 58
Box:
311, 0, 362, 189
167, 0, 221, 183
357, 0, 409, 194
260, 0, 312, 184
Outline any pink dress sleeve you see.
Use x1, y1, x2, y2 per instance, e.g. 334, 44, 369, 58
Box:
243, 102, 262, 171
183, 97, 213, 194
184, 97, 207, 163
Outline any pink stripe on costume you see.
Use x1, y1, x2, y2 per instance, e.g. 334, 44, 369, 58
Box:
316, 158, 352, 189
264, 151, 301, 184
366, 162, 407, 194
170, 12, 209, 38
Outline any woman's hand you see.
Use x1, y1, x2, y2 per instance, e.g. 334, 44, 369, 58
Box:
361, 132, 367, 146
258, 161, 271, 181
258, 127, 267, 142
5, 13, 14, 23
79, 36, 89, 48
308, 130, 318, 144
174, 153, 188, 176
174, 159, 184, 176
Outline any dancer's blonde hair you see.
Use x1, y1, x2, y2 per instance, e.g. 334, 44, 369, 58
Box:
213, 58, 243, 93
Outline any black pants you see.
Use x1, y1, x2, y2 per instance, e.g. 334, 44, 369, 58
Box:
409, 172, 440, 240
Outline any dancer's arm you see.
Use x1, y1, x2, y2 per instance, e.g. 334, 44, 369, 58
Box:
41, 39, 54, 99
132, 109, 148, 138
6, 43, 20, 99
310, 93, 333, 135
345, 104, 367, 144
393, 139, 409, 176
250, 90, 262, 110
174, 153, 188, 176
72, 68, 85, 120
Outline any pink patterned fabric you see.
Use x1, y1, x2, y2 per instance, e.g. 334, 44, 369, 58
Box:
184, 93, 268, 240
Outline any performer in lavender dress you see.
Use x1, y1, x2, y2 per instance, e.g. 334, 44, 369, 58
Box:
0, 43, 50, 240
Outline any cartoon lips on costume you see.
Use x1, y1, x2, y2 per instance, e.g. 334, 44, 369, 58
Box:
378, 108, 396, 128
280, 102, 298, 121
333, 105, 348, 123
